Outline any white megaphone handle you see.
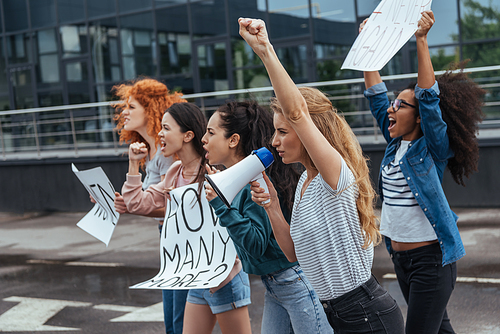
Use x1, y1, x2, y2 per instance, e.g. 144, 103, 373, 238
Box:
251, 175, 270, 205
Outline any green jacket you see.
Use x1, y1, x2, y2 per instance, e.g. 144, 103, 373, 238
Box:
209, 184, 297, 276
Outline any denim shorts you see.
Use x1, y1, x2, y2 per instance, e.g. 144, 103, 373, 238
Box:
186, 269, 251, 314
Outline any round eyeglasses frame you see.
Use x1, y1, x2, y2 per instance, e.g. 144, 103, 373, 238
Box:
390, 99, 416, 112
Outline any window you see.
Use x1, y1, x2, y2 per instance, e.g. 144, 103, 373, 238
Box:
89, 18, 121, 84
120, 12, 156, 79
57, 0, 85, 24
268, 0, 310, 39
3, 0, 28, 32
35, 29, 60, 84
60, 25, 88, 58
30, 0, 57, 29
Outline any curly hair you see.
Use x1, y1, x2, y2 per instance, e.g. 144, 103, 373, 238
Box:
112, 78, 186, 166
216, 101, 301, 213
271, 87, 381, 248
404, 61, 485, 186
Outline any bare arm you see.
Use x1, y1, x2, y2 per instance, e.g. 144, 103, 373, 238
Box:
239, 18, 342, 189
250, 174, 297, 262
416, 10, 436, 89
364, 71, 383, 90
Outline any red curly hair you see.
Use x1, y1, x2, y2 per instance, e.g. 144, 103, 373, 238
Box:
112, 78, 187, 166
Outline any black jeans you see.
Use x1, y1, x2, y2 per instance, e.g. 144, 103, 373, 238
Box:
320, 276, 405, 334
391, 243, 457, 334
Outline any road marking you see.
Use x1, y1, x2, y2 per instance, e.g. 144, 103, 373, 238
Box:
93, 304, 142, 312
26, 260, 60, 265
0, 296, 91, 331
383, 273, 500, 284
108, 302, 164, 322
26, 259, 123, 267
65, 261, 123, 267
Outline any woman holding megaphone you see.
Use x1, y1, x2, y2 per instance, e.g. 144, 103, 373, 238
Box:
203, 101, 333, 334
120, 102, 252, 334
240, 18, 405, 333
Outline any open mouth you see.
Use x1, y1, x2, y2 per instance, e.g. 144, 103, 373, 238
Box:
203, 146, 209, 159
160, 140, 166, 151
388, 117, 396, 131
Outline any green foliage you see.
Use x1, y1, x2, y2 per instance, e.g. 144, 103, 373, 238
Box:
460, 0, 500, 66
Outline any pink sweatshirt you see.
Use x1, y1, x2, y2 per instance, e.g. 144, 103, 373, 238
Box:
121, 160, 241, 292
122, 161, 184, 216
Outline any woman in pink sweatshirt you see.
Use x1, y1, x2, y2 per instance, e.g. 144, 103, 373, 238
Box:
119, 102, 252, 334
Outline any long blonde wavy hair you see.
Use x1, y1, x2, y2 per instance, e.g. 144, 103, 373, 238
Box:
270, 87, 381, 248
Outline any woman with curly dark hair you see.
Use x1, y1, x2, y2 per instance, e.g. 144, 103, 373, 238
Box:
203, 101, 333, 334
363, 11, 485, 334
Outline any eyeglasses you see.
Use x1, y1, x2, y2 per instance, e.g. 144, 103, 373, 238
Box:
390, 99, 416, 112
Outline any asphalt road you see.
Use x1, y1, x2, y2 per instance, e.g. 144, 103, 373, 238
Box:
1, 209, 499, 333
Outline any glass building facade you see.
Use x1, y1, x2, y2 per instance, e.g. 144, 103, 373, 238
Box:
0, 0, 498, 112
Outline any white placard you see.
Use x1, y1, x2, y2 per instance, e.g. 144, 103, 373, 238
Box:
72, 164, 120, 246
342, 0, 433, 71
131, 183, 237, 290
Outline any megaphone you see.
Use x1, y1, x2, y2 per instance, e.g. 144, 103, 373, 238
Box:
205, 147, 274, 209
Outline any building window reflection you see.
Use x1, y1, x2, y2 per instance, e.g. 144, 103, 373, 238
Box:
0, 0, 497, 113
87, 0, 116, 19
61, 25, 88, 58
3, 0, 28, 32
118, 0, 152, 13
30, 0, 57, 29
7, 33, 32, 64
57, 0, 85, 24
90, 18, 121, 99
120, 12, 156, 79
36, 29, 60, 84
268, 0, 310, 39
191, 0, 227, 38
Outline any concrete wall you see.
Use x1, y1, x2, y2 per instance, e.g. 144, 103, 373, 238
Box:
0, 156, 129, 213
1, 140, 499, 213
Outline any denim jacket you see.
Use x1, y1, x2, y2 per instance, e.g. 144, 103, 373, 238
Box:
364, 81, 465, 266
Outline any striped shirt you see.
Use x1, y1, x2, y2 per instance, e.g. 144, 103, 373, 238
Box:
380, 141, 437, 242
290, 158, 373, 300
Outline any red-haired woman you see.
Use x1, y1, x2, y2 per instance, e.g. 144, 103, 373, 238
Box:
112, 78, 188, 334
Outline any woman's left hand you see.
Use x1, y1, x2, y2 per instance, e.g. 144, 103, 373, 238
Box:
415, 10, 435, 38
114, 192, 129, 214
204, 164, 220, 202
250, 173, 277, 209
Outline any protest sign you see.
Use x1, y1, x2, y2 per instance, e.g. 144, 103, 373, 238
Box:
72, 164, 119, 246
342, 0, 432, 71
131, 183, 237, 290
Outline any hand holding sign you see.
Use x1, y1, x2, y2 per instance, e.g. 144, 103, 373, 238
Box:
72, 164, 120, 246
131, 182, 237, 290
342, 0, 433, 71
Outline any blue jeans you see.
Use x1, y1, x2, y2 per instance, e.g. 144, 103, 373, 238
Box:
260, 265, 333, 334
162, 289, 188, 334
392, 243, 457, 334
320, 276, 404, 334
158, 224, 188, 334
